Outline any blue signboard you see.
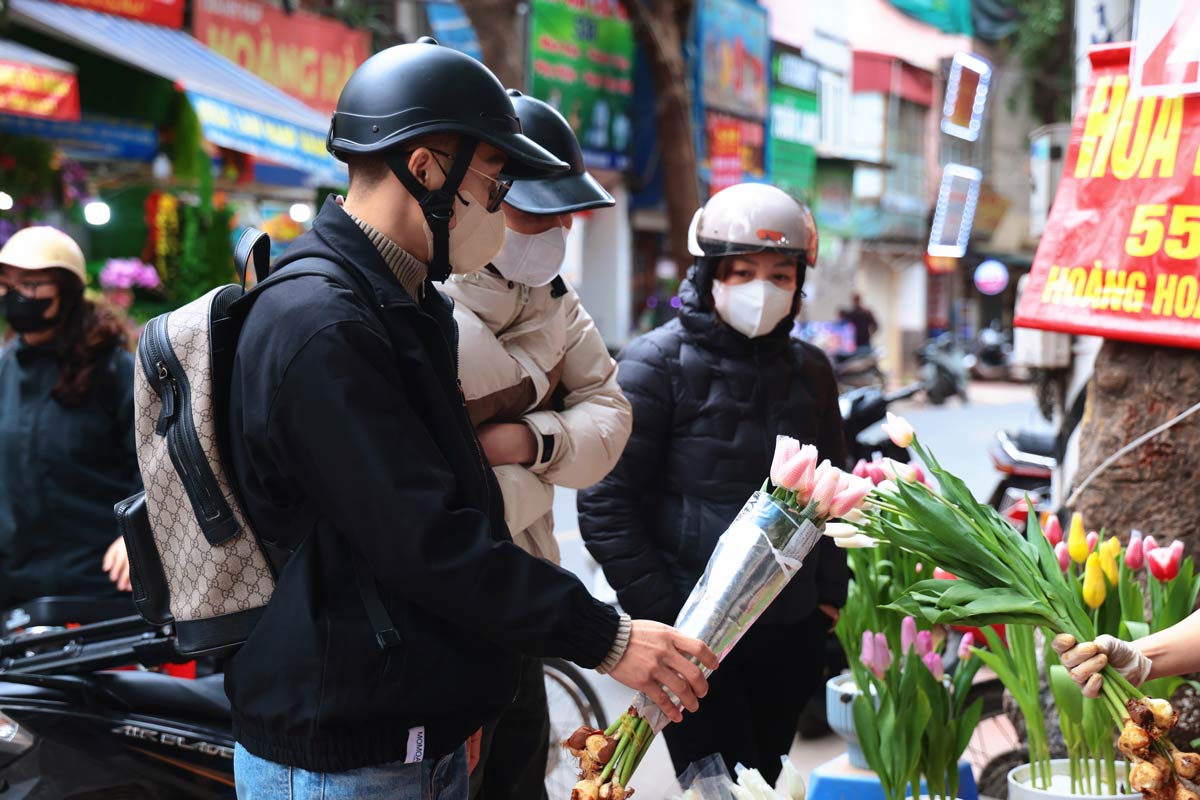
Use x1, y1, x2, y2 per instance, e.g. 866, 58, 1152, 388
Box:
425, 2, 483, 62
0, 112, 156, 161
186, 90, 346, 186
694, 0, 770, 120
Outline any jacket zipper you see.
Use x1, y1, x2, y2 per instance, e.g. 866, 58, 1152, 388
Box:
138, 316, 237, 539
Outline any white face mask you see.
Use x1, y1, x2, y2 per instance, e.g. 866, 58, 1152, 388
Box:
491, 226, 569, 287
711, 279, 796, 338
423, 189, 507, 275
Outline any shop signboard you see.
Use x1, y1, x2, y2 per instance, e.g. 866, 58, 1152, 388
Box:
53, 0, 184, 28
1015, 43, 1200, 349
187, 90, 345, 185
705, 111, 764, 196
769, 47, 819, 201
425, 1, 482, 62
193, 0, 371, 115
0, 58, 79, 121
0, 112, 155, 160
1131, 0, 1200, 97
695, 0, 769, 120
528, 0, 633, 171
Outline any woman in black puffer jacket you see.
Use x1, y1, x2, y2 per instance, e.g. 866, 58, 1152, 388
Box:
577, 183, 847, 784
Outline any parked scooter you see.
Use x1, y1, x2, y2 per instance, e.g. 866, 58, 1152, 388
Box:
832, 347, 886, 393
987, 427, 1056, 512
839, 383, 923, 466
0, 599, 233, 799
917, 333, 969, 405
965, 324, 1017, 382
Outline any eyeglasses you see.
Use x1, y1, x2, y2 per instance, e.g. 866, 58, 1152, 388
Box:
0, 279, 58, 299
425, 148, 512, 213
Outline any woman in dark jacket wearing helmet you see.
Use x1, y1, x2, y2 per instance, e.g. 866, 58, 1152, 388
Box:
577, 183, 847, 783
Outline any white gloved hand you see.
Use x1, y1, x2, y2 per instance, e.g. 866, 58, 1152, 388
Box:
1052, 633, 1153, 698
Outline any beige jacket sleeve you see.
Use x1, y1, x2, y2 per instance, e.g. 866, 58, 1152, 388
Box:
522, 291, 633, 489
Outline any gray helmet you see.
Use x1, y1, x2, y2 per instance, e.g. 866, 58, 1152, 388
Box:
326, 38, 569, 280
687, 183, 819, 267
502, 91, 614, 215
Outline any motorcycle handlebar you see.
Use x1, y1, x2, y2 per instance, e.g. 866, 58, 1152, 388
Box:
884, 383, 923, 404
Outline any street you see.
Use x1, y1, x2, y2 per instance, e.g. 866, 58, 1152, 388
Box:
550, 380, 1047, 798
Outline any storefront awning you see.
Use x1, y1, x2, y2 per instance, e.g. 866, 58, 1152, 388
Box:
0, 37, 80, 122
11, 0, 346, 184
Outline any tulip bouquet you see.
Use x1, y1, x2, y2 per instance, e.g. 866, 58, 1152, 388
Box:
849, 616, 984, 800
566, 438, 874, 800
850, 415, 1200, 799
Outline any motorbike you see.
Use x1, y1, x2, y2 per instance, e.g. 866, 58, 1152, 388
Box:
832, 347, 886, 393
964, 324, 1019, 382
916, 333, 969, 406
0, 597, 235, 799
987, 427, 1056, 516
839, 382, 923, 466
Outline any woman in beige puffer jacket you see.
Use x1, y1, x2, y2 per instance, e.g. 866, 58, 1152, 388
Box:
442, 92, 632, 800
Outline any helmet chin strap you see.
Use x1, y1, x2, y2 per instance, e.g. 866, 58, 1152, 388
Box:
386, 138, 478, 282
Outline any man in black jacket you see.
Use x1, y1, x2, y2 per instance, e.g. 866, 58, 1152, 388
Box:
226, 40, 716, 799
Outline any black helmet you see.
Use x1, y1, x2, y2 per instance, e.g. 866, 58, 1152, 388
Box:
502, 91, 615, 215
327, 38, 569, 281
328, 39, 565, 178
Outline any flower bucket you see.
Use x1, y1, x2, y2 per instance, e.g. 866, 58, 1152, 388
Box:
826, 673, 873, 769
1007, 760, 1139, 800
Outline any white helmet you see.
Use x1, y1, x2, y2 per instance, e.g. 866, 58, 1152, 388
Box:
687, 183, 818, 266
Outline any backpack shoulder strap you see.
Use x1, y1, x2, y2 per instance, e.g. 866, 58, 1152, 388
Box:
235, 253, 401, 651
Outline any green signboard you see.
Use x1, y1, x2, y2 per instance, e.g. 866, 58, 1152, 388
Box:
769, 51, 819, 203
528, 0, 634, 171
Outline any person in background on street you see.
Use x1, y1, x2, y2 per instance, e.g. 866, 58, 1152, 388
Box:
440, 91, 633, 800
1053, 610, 1200, 698
0, 226, 138, 610
578, 183, 847, 784
840, 292, 878, 351
226, 40, 716, 800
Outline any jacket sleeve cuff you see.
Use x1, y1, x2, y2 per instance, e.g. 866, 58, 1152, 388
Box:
596, 613, 633, 675
523, 411, 564, 474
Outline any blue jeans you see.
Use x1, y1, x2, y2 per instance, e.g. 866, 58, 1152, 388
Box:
234, 743, 468, 800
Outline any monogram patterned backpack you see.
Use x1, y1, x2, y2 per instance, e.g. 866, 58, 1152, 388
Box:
116, 229, 399, 656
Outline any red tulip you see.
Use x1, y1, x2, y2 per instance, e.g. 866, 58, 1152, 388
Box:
1043, 515, 1063, 547
866, 462, 887, 485
1145, 535, 1159, 553
1086, 531, 1099, 555
933, 566, 957, 581
852, 459, 871, 479
1147, 547, 1181, 583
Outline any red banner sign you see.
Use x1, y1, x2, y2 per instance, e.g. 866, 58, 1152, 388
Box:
705, 111, 764, 197
193, 0, 370, 115
0, 60, 80, 122
1015, 43, 1200, 349
55, 0, 184, 28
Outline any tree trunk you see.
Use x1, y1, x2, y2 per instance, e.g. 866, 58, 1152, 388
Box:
457, 0, 527, 90
1072, 340, 1200, 548
620, 0, 699, 275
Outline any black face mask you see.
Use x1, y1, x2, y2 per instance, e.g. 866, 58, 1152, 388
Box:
2, 291, 56, 334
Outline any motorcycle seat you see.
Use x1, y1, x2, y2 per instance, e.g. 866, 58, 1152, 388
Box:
1013, 430, 1057, 459
94, 670, 230, 721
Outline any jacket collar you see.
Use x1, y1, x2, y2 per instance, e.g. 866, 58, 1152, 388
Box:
302, 196, 423, 309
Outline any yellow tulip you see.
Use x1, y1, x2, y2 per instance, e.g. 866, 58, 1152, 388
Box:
1068, 513, 1089, 564
1083, 552, 1107, 608
1100, 536, 1120, 585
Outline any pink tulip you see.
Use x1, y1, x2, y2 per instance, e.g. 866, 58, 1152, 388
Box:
861, 631, 875, 669
1170, 539, 1184, 560
911, 464, 929, 485
901, 616, 917, 655
916, 630, 933, 658
923, 651, 945, 681
1043, 515, 1063, 547
1125, 530, 1145, 570
1148, 547, 1181, 582
829, 475, 874, 518
811, 461, 844, 517
1086, 531, 1099, 555
882, 458, 918, 483
957, 632, 975, 661
882, 412, 915, 448
933, 566, 957, 580
852, 459, 870, 479
915, 562, 924, 573
1145, 535, 1159, 553
1055, 541, 1070, 572
874, 632, 893, 675
866, 461, 887, 485
774, 445, 820, 496
770, 436, 801, 487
